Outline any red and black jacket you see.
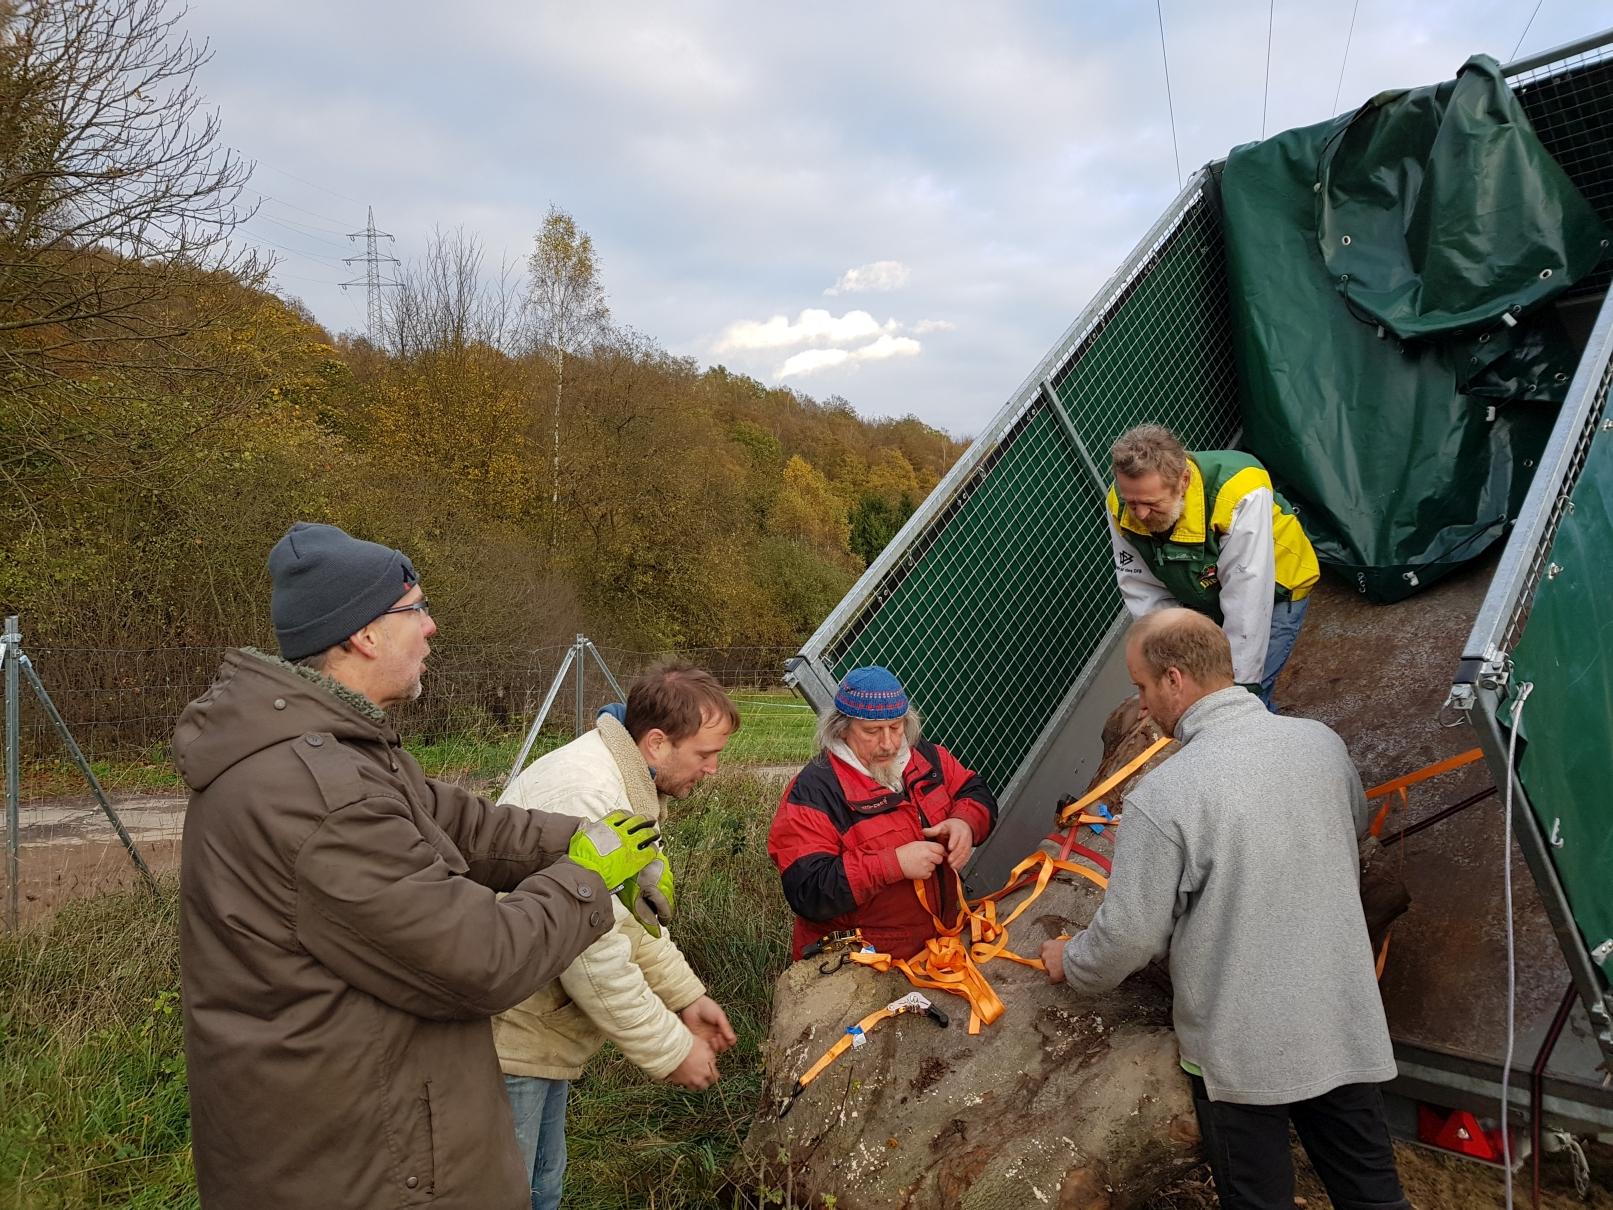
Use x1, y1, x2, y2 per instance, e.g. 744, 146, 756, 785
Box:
767, 741, 998, 961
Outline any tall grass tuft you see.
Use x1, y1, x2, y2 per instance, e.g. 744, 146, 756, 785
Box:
0, 881, 197, 1209
562, 769, 795, 1208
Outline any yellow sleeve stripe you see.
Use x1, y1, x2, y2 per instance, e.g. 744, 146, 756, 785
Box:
1209, 466, 1272, 531
1210, 465, 1320, 594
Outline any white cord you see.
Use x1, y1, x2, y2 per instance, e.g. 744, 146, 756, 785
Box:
1501, 680, 1533, 1210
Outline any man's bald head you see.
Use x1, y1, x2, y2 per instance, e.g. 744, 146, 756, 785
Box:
1125, 609, 1236, 734
1130, 608, 1235, 686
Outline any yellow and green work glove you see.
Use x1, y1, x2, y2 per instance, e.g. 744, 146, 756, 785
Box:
622, 856, 675, 938
567, 809, 660, 896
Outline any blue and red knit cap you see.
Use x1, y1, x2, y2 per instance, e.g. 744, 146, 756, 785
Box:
834, 666, 909, 720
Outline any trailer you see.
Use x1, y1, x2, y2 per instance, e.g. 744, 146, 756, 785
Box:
785, 28, 1613, 1148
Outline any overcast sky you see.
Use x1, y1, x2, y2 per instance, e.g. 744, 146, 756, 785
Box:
192, 1, 1609, 437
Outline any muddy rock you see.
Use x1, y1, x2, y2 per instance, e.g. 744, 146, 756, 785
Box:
739, 867, 1197, 1209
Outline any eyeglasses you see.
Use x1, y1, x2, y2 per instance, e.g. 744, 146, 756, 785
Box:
380, 599, 431, 618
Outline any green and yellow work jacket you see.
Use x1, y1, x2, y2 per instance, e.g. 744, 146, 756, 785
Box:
1106, 451, 1319, 684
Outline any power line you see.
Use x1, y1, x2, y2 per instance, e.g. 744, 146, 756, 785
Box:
1155, 0, 1182, 189
252, 211, 352, 251
239, 230, 348, 267
1261, 0, 1275, 138
228, 148, 368, 208
269, 270, 343, 285
1333, 0, 1361, 114
1511, 0, 1546, 61
246, 189, 354, 231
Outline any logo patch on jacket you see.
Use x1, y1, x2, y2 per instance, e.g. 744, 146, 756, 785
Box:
1197, 564, 1221, 591
1116, 549, 1134, 567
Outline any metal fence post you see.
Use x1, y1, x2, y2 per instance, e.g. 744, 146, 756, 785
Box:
501, 644, 578, 795
584, 640, 626, 703
5, 616, 20, 932
18, 649, 156, 893
573, 634, 587, 737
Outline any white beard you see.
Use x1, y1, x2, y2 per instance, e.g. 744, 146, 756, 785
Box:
866, 755, 905, 791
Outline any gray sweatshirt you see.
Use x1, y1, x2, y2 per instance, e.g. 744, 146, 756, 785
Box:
1060, 686, 1396, 1104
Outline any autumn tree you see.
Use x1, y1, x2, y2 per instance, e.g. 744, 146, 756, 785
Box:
0, 0, 264, 517
525, 205, 609, 524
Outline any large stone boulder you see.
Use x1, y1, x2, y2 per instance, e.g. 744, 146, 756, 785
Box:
739, 854, 1198, 1208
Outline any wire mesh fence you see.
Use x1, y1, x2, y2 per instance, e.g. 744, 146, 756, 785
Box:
0, 634, 812, 929
812, 178, 1240, 795
1510, 39, 1613, 300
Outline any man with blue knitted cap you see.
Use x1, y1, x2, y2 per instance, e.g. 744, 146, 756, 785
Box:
173, 521, 666, 1210
768, 666, 998, 960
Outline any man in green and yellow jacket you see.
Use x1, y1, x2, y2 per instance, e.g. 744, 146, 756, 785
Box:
1106, 424, 1319, 707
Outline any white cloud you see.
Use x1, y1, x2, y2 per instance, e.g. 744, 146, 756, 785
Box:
911, 318, 955, 334
777, 332, 922, 379
824, 259, 910, 295
777, 348, 852, 377
855, 333, 922, 361
713, 307, 888, 352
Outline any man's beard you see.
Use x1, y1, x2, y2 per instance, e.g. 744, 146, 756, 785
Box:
867, 752, 906, 792
1143, 495, 1186, 535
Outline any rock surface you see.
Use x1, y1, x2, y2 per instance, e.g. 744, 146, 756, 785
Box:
740, 858, 1198, 1208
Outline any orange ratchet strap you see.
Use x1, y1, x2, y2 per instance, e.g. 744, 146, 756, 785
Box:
1055, 735, 1173, 828
850, 850, 1109, 1034
779, 991, 947, 1116
1365, 747, 1484, 839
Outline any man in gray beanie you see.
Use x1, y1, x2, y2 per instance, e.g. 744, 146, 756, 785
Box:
175, 522, 666, 1210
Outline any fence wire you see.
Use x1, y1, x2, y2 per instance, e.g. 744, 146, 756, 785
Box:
1, 640, 809, 928
1510, 40, 1613, 299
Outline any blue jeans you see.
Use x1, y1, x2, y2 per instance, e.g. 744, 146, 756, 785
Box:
504, 1075, 569, 1210
1258, 595, 1311, 711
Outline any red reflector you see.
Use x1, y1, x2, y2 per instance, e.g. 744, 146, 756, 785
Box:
1416, 1104, 1506, 1162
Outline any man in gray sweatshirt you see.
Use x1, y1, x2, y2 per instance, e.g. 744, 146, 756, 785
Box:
1042, 608, 1409, 1210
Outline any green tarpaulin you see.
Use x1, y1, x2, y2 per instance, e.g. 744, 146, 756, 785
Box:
1221, 55, 1608, 602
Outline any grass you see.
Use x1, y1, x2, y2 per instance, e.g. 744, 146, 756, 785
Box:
0, 770, 794, 1209
0, 884, 195, 1209
406, 690, 817, 793
18, 691, 817, 801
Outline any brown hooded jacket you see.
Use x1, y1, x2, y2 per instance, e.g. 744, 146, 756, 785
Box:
175, 649, 611, 1209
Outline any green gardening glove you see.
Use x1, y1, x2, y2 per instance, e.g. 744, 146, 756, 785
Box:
622, 856, 676, 938
567, 810, 660, 892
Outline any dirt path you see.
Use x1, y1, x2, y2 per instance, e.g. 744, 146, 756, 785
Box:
1, 793, 186, 925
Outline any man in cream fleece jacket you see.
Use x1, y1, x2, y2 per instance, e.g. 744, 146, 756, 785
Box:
494, 661, 740, 1210
1042, 609, 1410, 1210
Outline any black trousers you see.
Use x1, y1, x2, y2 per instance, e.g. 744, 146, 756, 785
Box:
1190, 1077, 1412, 1210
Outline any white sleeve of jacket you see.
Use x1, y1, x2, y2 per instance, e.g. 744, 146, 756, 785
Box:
1060, 804, 1185, 992
635, 927, 707, 1015
1217, 487, 1277, 684
557, 901, 698, 1080
1107, 510, 1176, 616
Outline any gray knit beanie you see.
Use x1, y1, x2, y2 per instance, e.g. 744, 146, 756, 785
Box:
268, 522, 418, 660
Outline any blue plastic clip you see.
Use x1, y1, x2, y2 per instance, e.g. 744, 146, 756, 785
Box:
1087, 803, 1114, 835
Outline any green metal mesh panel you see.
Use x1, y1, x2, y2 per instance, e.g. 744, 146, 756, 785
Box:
1049, 198, 1240, 454
1508, 346, 1613, 988
1511, 44, 1613, 298
817, 189, 1240, 791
